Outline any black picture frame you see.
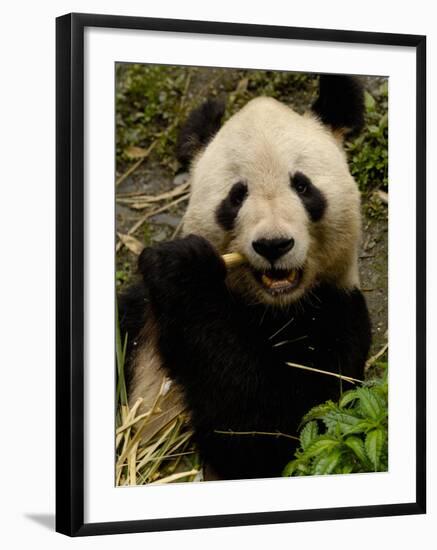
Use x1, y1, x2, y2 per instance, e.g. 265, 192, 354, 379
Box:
56, 12, 426, 537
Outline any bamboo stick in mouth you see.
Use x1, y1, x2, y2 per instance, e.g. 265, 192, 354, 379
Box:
222, 252, 246, 269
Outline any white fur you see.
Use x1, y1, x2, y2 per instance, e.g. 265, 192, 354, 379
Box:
182, 97, 362, 305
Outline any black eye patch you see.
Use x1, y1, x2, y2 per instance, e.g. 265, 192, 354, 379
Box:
290, 172, 327, 222
215, 181, 248, 230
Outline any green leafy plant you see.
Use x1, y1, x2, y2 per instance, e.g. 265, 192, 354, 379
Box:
347, 81, 388, 193
283, 366, 388, 477
116, 63, 188, 168
116, 261, 133, 289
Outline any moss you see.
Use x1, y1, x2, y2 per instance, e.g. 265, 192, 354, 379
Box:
116, 64, 189, 171
346, 81, 388, 193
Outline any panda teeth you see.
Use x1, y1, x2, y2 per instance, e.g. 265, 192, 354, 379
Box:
259, 269, 300, 292
270, 279, 292, 289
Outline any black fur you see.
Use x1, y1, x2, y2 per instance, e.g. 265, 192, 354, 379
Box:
291, 171, 327, 222
176, 97, 226, 168
215, 181, 248, 230
312, 75, 365, 136
121, 235, 371, 480
117, 282, 150, 388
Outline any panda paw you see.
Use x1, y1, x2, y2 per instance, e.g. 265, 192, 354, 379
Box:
138, 234, 227, 299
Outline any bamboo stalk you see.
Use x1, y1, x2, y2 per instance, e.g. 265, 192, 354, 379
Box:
214, 429, 299, 441
116, 409, 153, 435
149, 469, 199, 485
222, 252, 246, 268
365, 341, 388, 370
116, 181, 190, 206
285, 362, 362, 385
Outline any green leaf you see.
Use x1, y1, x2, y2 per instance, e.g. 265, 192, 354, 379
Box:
305, 436, 339, 458
312, 448, 342, 475
364, 90, 376, 111
339, 390, 358, 408
379, 113, 388, 129
344, 436, 369, 466
356, 387, 384, 420
283, 458, 310, 477
301, 401, 337, 425
322, 410, 363, 433
282, 460, 298, 477
373, 383, 388, 403
343, 420, 374, 436
300, 421, 319, 450
379, 80, 389, 96
340, 463, 354, 474
295, 462, 310, 476
365, 428, 386, 471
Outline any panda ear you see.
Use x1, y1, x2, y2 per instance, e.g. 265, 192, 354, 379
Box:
176, 97, 226, 168
312, 75, 365, 139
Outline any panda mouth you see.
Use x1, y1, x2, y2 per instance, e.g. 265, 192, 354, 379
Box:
254, 268, 302, 295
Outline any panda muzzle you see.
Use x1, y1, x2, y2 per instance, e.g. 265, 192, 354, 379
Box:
260, 268, 301, 292
221, 253, 302, 294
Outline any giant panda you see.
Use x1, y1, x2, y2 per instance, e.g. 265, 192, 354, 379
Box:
119, 74, 372, 481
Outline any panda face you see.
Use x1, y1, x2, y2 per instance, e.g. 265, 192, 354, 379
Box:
182, 96, 362, 307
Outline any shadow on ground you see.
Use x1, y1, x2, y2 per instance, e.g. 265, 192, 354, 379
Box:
25, 513, 55, 531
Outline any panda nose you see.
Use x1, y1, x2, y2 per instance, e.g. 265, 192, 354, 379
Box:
252, 237, 295, 263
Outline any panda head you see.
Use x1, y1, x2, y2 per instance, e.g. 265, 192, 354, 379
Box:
179, 75, 365, 307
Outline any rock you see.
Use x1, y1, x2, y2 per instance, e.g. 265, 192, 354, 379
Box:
173, 172, 189, 186
151, 228, 170, 243
150, 213, 181, 228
